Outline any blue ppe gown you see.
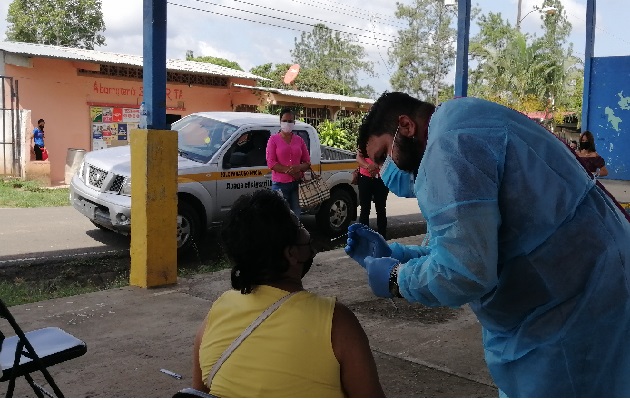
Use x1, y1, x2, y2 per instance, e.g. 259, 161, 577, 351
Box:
392, 97, 630, 397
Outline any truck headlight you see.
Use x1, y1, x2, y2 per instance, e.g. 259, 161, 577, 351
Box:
77, 160, 85, 182
120, 177, 132, 196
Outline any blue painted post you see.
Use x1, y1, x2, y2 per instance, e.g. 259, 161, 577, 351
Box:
131, 0, 177, 288
581, 0, 596, 130
454, 0, 471, 98
142, 0, 167, 130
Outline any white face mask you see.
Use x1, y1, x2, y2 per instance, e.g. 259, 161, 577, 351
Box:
280, 122, 295, 133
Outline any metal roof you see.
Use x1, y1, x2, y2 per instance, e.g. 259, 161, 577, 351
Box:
0, 41, 264, 80
233, 84, 375, 105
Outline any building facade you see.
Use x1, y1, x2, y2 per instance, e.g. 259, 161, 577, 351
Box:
0, 41, 375, 186
0, 41, 266, 185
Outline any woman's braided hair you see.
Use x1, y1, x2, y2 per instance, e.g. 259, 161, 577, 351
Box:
221, 189, 299, 294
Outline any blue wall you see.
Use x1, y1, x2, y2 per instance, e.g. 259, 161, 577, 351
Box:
587, 56, 630, 180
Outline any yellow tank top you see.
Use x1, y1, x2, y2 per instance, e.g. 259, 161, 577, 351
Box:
199, 285, 343, 398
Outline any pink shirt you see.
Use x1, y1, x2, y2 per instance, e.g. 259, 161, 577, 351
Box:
266, 132, 311, 183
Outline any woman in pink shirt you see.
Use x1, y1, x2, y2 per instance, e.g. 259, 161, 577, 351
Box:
266, 108, 311, 216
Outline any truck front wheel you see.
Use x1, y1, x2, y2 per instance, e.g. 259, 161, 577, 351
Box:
316, 189, 355, 236
177, 202, 201, 253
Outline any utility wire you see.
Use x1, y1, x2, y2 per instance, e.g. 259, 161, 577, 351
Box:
288, 0, 405, 30
168, 2, 394, 46
564, 10, 630, 48
190, 0, 397, 40
177, 0, 396, 43
289, 0, 405, 28
368, 12, 393, 78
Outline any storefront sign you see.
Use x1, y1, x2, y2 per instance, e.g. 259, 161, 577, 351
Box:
93, 81, 185, 100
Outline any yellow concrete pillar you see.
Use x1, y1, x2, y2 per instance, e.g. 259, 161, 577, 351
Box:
129, 129, 178, 288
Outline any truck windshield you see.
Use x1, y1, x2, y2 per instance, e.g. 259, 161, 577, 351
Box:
172, 115, 238, 163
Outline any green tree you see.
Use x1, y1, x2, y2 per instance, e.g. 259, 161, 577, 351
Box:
316, 113, 364, 151
185, 50, 243, 71
471, 27, 552, 111
249, 63, 289, 87
468, 7, 582, 122
389, 0, 457, 102
533, 0, 581, 129
249, 62, 369, 97
291, 24, 375, 97
6, 0, 105, 49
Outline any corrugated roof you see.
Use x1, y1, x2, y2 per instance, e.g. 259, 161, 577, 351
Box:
0, 41, 264, 80
233, 83, 375, 105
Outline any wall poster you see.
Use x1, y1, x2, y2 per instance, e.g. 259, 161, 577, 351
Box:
90, 106, 139, 150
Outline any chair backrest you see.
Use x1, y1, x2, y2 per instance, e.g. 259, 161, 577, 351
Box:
0, 299, 24, 343
0, 298, 87, 398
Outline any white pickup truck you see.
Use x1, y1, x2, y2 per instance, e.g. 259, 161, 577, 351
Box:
69, 112, 359, 252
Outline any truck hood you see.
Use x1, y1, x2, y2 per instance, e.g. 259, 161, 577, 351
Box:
83, 145, 205, 176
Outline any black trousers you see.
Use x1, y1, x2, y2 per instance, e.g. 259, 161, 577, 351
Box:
357, 174, 389, 238
33, 144, 43, 160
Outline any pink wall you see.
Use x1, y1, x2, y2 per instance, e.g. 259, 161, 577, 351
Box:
5, 57, 260, 185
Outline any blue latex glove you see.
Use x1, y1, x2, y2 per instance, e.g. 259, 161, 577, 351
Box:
364, 256, 399, 298
345, 223, 393, 269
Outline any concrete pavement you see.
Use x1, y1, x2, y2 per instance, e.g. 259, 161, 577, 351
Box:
7, 180, 627, 396
3, 235, 497, 398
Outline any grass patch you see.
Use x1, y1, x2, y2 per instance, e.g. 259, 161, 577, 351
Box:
178, 258, 231, 278
0, 178, 70, 208
0, 275, 128, 307
0, 256, 231, 307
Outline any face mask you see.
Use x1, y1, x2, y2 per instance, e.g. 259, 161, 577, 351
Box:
280, 122, 295, 133
579, 142, 589, 150
379, 126, 417, 198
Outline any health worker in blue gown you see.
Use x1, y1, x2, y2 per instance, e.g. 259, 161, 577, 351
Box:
345, 92, 630, 397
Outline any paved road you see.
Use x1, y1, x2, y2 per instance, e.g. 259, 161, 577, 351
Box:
0, 195, 426, 265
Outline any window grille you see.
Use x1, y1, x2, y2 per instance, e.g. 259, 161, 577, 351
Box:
78, 64, 228, 87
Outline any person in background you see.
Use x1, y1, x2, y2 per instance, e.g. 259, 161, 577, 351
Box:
345, 92, 630, 397
266, 107, 311, 216
577, 130, 608, 177
192, 189, 384, 397
356, 149, 389, 238
569, 140, 578, 152
30, 118, 45, 160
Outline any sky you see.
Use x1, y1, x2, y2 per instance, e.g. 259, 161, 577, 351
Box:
1, 0, 629, 96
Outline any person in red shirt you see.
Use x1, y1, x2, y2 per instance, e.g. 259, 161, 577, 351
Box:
356, 149, 389, 238
577, 131, 608, 177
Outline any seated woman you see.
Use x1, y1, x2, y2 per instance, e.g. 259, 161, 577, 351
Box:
577, 131, 608, 177
191, 189, 384, 397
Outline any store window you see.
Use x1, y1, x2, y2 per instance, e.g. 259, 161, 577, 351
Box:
235, 104, 259, 113
265, 105, 330, 127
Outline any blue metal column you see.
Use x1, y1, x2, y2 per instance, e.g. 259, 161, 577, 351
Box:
454, 0, 471, 98
143, 0, 167, 129
581, 0, 596, 130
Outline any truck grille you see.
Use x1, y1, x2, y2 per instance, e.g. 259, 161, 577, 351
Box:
88, 165, 108, 188
109, 175, 125, 193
